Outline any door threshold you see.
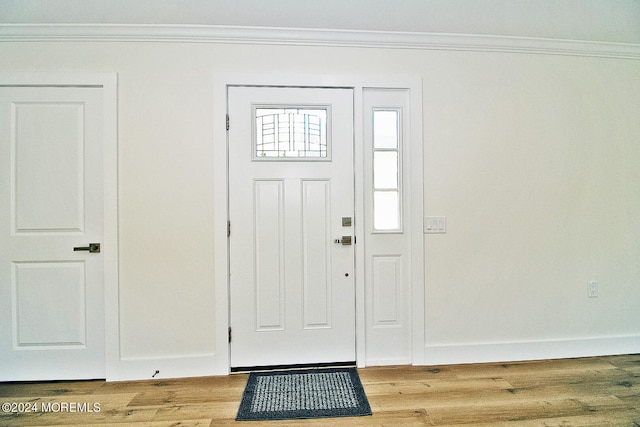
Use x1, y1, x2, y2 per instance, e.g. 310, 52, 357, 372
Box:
230, 360, 356, 374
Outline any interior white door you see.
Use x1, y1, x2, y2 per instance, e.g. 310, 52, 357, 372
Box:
0, 86, 105, 381
228, 86, 355, 369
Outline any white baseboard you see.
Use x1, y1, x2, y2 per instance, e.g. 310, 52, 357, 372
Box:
106, 352, 225, 381
103, 336, 640, 380
423, 335, 640, 366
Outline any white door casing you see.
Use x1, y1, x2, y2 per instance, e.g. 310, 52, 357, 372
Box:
0, 85, 106, 380
228, 86, 356, 368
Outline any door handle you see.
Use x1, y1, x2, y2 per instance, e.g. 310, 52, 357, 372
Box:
334, 236, 352, 246
73, 243, 101, 253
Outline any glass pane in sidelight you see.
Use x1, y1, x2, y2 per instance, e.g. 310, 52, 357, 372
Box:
373, 110, 398, 149
373, 151, 398, 189
374, 191, 400, 231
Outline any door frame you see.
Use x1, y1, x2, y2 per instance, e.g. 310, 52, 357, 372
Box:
0, 72, 119, 379
227, 86, 357, 369
213, 74, 424, 374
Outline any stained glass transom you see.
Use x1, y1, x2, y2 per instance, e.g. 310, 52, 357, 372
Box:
255, 108, 328, 159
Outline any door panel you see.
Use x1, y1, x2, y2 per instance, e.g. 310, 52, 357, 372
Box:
0, 86, 105, 381
229, 87, 355, 369
14, 261, 87, 346
301, 179, 332, 329
254, 179, 285, 331
13, 102, 85, 232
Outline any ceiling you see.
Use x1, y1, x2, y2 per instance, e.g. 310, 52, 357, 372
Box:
1, 0, 639, 44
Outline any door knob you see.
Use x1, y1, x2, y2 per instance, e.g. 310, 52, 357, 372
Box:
73, 243, 101, 253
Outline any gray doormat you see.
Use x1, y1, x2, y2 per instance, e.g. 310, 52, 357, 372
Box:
236, 367, 372, 421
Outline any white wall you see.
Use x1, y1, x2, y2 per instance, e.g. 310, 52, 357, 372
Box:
3, 0, 640, 43
0, 38, 638, 378
423, 51, 640, 363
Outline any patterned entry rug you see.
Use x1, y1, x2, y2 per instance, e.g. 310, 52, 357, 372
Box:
235, 367, 372, 421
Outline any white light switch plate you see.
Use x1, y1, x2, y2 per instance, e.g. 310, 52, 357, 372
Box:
424, 216, 446, 233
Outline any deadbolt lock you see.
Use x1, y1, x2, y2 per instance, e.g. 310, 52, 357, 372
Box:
334, 236, 352, 246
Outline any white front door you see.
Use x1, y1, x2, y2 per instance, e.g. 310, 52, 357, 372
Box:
0, 86, 105, 381
228, 86, 355, 369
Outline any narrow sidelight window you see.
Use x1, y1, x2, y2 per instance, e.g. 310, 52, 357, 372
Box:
373, 110, 401, 231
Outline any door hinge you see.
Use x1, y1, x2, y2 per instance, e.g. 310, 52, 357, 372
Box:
227, 220, 231, 237
228, 327, 232, 343
226, 114, 229, 131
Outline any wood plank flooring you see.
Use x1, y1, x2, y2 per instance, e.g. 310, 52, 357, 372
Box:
1, 355, 639, 426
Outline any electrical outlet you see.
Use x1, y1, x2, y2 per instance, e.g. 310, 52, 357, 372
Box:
587, 281, 598, 298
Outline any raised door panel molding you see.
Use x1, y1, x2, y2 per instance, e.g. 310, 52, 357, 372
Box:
12, 102, 85, 234
372, 255, 402, 327
253, 179, 285, 331
301, 179, 332, 329
13, 261, 87, 348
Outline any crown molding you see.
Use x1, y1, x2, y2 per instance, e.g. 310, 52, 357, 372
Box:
1, 24, 639, 59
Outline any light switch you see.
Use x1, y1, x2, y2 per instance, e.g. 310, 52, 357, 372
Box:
424, 216, 446, 233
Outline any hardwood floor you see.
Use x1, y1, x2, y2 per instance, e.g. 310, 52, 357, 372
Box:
1, 355, 639, 426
